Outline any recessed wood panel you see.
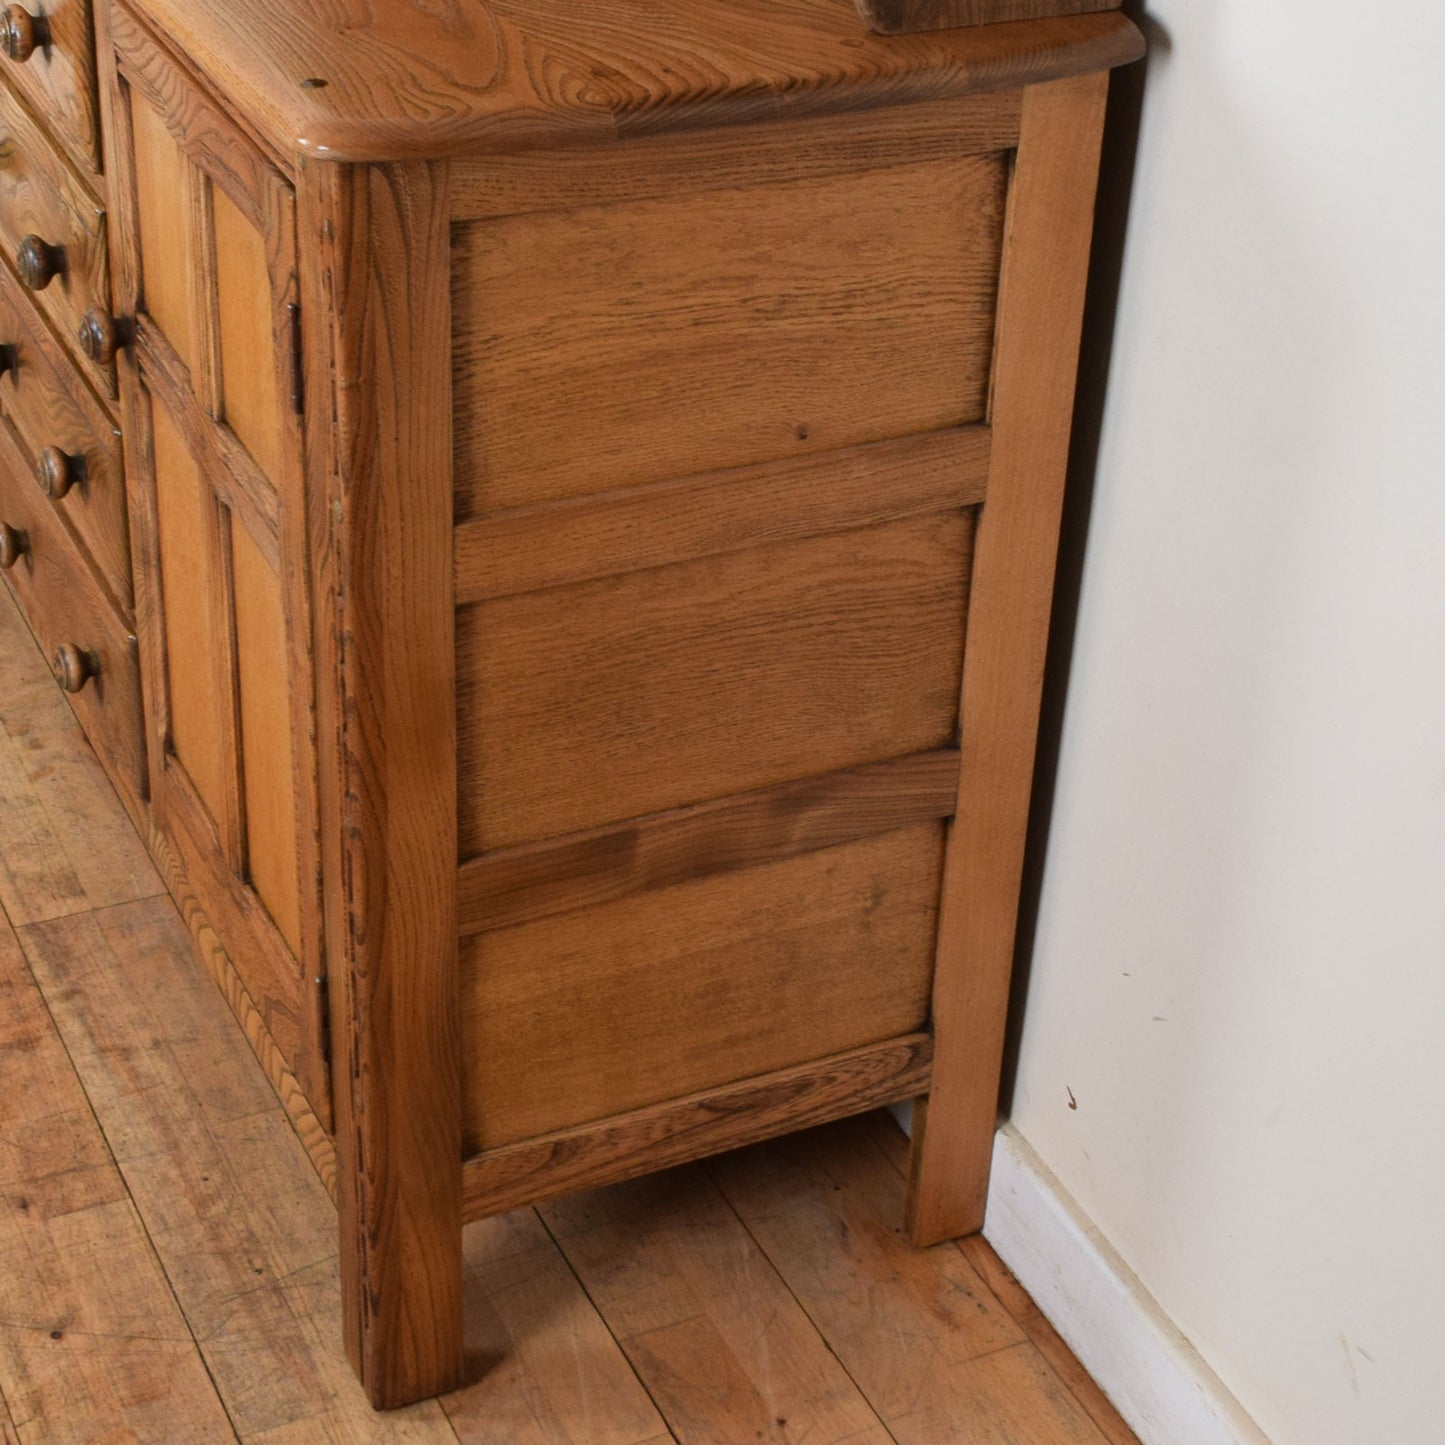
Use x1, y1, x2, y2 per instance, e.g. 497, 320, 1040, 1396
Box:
460, 822, 944, 1152
231, 519, 301, 954
129, 95, 199, 372
213, 183, 283, 483
150, 398, 227, 826
452, 153, 1008, 515
457, 510, 972, 855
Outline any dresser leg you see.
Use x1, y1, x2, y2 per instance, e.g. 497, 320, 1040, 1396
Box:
300, 155, 466, 1408
905, 71, 1113, 1248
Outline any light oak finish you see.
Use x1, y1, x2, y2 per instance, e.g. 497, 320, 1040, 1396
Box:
461, 825, 943, 1150
0, 0, 1153, 1409
451, 154, 1005, 514
122, 0, 1141, 162
298, 156, 464, 1409
455, 426, 990, 604
0, 0, 101, 174
0, 257, 128, 606
0, 586, 159, 925
908, 70, 1112, 1245
458, 512, 973, 853
0, 591, 1136, 1436
448, 89, 1023, 222
0, 422, 142, 799
109, 17, 333, 1127
458, 748, 961, 936
0, 79, 114, 395
462, 1033, 935, 1222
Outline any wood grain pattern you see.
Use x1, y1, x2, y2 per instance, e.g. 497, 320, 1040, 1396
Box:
452, 155, 1005, 514
299, 157, 465, 1408
955, 1234, 1141, 1445
122, 0, 1143, 163
213, 179, 285, 482
450, 90, 1021, 222
147, 394, 230, 825
232, 516, 303, 954
462, 825, 941, 1151
0, 427, 145, 803
455, 427, 989, 602
0, 585, 160, 924
0, 78, 113, 396
0, 260, 129, 609
128, 88, 202, 372
458, 749, 960, 936
0, 0, 100, 173
0, 913, 235, 1441
859, 0, 1115, 35
541, 1168, 893, 1445
909, 72, 1112, 1245
711, 1121, 1109, 1443
443, 1209, 670, 1444
459, 511, 972, 853
136, 317, 280, 564
145, 813, 336, 1199
18, 895, 457, 1440
113, 4, 286, 222
462, 1034, 933, 1222
111, 13, 332, 1121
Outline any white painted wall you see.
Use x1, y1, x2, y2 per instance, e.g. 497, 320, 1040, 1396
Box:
1009, 3, 1445, 1443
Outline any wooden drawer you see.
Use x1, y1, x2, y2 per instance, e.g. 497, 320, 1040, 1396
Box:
0, 422, 143, 797
0, 2, 100, 175
0, 79, 113, 397
0, 255, 127, 604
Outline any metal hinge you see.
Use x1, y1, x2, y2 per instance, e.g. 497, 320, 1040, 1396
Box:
286, 302, 304, 414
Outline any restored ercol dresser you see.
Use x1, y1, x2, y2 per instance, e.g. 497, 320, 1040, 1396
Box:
0, 0, 1143, 1409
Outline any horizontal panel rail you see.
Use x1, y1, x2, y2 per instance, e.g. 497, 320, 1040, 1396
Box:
461, 1031, 934, 1221
454, 425, 990, 604
457, 747, 961, 936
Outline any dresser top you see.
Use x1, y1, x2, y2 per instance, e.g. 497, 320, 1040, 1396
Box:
122, 0, 1142, 164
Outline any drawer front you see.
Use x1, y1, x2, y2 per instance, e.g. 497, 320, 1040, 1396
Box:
0, 1, 100, 174
0, 425, 143, 796
0, 257, 128, 605
0, 79, 113, 396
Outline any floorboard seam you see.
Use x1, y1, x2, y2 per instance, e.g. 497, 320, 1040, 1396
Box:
11, 927, 245, 1445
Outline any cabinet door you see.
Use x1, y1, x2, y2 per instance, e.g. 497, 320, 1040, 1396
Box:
106, 13, 329, 1123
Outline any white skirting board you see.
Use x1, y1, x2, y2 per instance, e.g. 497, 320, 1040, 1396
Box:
984, 1124, 1271, 1445
888, 1108, 1271, 1445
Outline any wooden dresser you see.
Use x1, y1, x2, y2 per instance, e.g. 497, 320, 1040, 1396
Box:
0, 0, 1143, 1409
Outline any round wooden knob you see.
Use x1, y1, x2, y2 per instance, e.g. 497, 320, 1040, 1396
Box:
0, 520, 28, 569
37, 445, 82, 499
53, 644, 97, 693
16, 234, 62, 291
0, 5, 49, 62
78, 310, 122, 366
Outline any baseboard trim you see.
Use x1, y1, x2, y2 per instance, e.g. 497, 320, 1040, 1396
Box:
982, 1124, 1270, 1445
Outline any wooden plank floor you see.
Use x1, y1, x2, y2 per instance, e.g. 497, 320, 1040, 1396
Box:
0, 584, 1137, 1444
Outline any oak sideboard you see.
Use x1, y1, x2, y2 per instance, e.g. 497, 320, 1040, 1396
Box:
0, 0, 1143, 1408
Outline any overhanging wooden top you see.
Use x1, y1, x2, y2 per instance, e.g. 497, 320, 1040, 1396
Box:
121, 0, 1143, 165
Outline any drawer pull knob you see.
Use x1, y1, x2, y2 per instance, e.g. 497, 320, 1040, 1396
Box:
53, 643, 97, 694
78, 310, 124, 366
16, 234, 62, 291
38, 445, 83, 499
0, 520, 27, 569
0, 5, 48, 62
